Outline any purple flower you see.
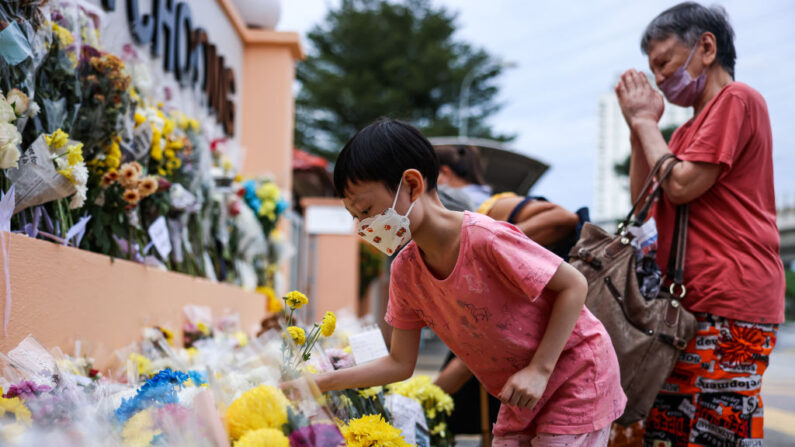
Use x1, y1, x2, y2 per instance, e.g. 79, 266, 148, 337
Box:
289, 424, 345, 447
80, 45, 102, 62
3, 381, 52, 399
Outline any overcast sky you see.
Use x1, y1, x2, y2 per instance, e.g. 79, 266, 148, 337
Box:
279, 0, 795, 212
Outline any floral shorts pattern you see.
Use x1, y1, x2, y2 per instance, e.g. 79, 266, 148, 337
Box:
643, 313, 778, 447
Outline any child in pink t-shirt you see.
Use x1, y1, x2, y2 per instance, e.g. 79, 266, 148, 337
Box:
314, 119, 625, 446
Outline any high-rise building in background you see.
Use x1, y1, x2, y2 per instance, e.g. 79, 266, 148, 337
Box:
594, 86, 692, 224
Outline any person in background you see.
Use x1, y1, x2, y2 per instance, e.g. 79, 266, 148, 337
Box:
616, 3, 784, 445
435, 145, 584, 259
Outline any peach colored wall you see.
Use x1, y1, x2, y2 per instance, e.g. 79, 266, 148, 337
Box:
240, 37, 299, 191
0, 2, 306, 367
0, 233, 264, 368
300, 198, 360, 319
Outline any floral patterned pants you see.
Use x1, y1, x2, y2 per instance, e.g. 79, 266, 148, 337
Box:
643, 313, 778, 447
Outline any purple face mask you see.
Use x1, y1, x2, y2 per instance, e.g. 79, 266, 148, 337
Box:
658, 44, 706, 107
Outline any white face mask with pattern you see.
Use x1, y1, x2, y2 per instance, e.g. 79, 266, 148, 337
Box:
356, 178, 416, 256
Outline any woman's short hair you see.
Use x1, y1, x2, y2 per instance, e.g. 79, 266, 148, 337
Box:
641, 2, 736, 79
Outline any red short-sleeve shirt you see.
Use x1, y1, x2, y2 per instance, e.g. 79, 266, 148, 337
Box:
655, 82, 785, 323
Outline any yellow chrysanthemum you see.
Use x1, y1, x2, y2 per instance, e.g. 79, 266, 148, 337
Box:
66, 143, 83, 165
226, 385, 290, 440
45, 128, 68, 150
159, 326, 175, 345
256, 183, 280, 202
387, 375, 454, 420
150, 128, 163, 161
234, 427, 289, 447
57, 168, 73, 182
162, 118, 175, 136
357, 386, 383, 399
431, 422, 447, 436
122, 409, 160, 447
166, 139, 184, 151
50, 22, 75, 46
320, 311, 336, 337
188, 119, 200, 131
134, 112, 146, 127
167, 158, 182, 170
129, 353, 153, 377
106, 155, 121, 170
286, 326, 305, 346
284, 291, 308, 310
197, 321, 211, 336
257, 286, 283, 313
341, 414, 411, 447
0, 396, 32, 423
234, 331, 249, 348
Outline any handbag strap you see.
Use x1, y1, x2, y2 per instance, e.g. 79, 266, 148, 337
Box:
636, 156, 679, 222
619, 153, 677, 232
666, 204, 689, 298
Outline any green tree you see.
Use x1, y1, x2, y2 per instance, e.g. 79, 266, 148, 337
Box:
295, 0, 513, 159
614, 124, 679, 177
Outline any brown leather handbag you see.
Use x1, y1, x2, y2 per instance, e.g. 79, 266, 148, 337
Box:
568, 153, 697, 425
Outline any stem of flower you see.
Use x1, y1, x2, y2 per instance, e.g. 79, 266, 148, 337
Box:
56, 199, 67, 237
301, 324, 322, 361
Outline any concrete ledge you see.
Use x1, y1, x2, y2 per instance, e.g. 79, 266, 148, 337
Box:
0, 232, 264, 368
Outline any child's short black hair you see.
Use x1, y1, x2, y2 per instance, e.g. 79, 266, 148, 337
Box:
333, 118, 439, 196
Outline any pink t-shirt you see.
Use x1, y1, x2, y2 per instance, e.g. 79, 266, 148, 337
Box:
386, 212, 625, 434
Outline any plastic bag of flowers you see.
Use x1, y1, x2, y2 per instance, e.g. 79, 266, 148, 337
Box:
112, 367, 230, 447
387, 376, 454, 447
5, 129, 88, 214
0, 336, 121, 445
30, 0, 85, 136
0, 0, 50, 136
226, 375, 345, 447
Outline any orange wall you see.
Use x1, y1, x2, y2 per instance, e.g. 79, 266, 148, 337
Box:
240, 34, 299, 191
0, 233, 264, 369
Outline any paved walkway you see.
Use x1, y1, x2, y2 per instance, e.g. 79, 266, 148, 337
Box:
415, 323, 795, 446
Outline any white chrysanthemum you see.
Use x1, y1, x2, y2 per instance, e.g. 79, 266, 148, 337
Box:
142, 106, 164, 129
54, 156, 69, 170
69, 184, 87, 209
71, 163, 88, 185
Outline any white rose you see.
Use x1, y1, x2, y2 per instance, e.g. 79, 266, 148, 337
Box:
6, 89, 29, 116
0, 143, 21, 169
0, 122, 21, 148
0, 97, 16, 123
